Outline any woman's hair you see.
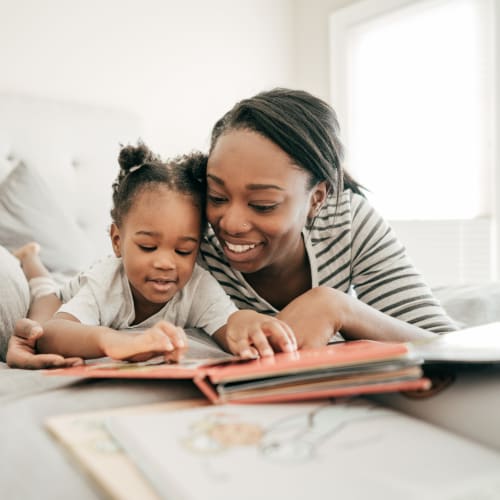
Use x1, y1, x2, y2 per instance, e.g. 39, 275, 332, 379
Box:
111, 141, 207, 228
209, 88, 363, 197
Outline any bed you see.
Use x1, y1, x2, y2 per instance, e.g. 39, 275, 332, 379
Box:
1, 93, 500, 499
0, 93, 142, 356
0, 93, 217, 499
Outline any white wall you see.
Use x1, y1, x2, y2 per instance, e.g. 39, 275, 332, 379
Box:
0, 0, 296, 156
293, 0, 358, 101
294, 0, 500, 287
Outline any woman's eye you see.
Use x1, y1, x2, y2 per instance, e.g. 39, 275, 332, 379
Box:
139, 245, 156, 252
250, 204, 279, 213
207, 194, 227, 205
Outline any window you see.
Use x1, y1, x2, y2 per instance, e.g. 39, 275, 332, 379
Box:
330, 0, 496, 285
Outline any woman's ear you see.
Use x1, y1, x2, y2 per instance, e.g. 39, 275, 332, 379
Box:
110, 223, 122, 257
307, 181, 329, 219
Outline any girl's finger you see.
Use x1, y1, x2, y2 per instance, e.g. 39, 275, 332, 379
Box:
144, 329, 174, 352
157, 321, 186, 348
175, 326, 188, 347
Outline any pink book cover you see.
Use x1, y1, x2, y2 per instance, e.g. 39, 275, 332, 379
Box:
45, 340, 430, 404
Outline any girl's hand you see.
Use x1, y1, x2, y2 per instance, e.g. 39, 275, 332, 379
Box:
101, 321, 188, 363
220, 310, 297, 359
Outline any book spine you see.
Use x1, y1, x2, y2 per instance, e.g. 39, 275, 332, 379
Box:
193, 375, 220, 404
225, 378, 432, 405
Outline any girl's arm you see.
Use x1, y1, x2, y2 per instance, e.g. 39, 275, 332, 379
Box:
38, 313, 187, 362
277, 286, 437, 349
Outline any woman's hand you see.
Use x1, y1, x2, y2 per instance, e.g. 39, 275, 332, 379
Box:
215, 310, 297, 359
278, 286, 437, 348
277, 287, 343, 349
100, 321, 188, 363
6, 318, 84, 369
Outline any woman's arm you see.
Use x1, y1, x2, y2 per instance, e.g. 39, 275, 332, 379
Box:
348, 193, 457, 334
277, 286, 437, 349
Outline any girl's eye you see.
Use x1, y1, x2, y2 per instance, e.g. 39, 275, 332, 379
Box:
250, 204, 279, 213
207, 194, 227, 205
176, 249, 193, 256
139, 245, 156, 252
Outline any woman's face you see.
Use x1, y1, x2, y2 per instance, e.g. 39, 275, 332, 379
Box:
206, 129, 325, 276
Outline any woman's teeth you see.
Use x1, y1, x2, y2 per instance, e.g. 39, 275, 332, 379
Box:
225, 241, 257, 253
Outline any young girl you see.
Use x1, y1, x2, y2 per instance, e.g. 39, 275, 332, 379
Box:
12, 143, 296, 365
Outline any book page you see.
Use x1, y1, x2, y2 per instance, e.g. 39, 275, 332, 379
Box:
106, 399, 500, 500
46, 399, 208, 500
370, 364, 500, 453
409, 322, 500, 362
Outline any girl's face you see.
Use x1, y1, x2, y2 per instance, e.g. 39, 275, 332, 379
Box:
206, 129, 326, 276
111, 186, 201, 318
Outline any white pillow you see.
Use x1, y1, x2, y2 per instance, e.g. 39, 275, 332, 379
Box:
0, 160, 92, 273
0, 245, 29, 360
433, 283, 500, 328
0, 156, 17, 184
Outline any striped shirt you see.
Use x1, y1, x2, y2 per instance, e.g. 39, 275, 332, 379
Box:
199, 189, 457, 334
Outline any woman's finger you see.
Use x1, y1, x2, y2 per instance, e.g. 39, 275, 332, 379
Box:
249, 330, 274, 357
263, 320, 297, 353
14, 318, 43, 342
231, 335, 259, 359
9, 350, 77, 370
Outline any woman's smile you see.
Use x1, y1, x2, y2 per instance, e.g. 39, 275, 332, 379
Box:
225, 241, 258, 253
222, 238, 263, 263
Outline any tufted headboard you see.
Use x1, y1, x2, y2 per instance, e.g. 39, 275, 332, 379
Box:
0, 93, 142, 270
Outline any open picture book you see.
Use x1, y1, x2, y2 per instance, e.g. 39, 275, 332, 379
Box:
45, 323, 500, 404
43, 324, 500, 499
46, 338, 430, 403
46, 397, 500, 500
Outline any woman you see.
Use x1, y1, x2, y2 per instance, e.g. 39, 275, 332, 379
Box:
200, 88, 455, 353
6, 88, 456, 368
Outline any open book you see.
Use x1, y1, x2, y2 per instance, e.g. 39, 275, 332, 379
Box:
42, 325, 500, 499
46, 337, 430, 404
409, 321, 500, 363
46, 398, 500, 500
46, 323, 500, 404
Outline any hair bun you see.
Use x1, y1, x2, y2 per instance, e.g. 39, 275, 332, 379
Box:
118, 141, 157, 173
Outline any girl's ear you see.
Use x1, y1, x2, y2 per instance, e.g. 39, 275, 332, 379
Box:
307, 181, 329, 219
110, 223, 122, 257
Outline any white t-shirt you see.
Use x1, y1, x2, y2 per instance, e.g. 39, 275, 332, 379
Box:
58, 255, 237, 335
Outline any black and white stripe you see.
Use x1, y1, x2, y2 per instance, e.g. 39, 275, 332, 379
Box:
199, 190, 457, 333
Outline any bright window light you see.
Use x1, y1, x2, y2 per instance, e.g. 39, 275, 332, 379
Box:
338, 0, 492, 219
